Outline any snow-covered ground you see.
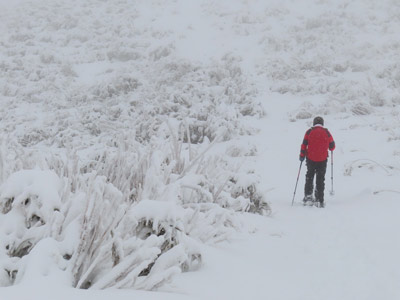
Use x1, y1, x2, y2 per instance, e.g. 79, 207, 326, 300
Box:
168, 94, 400, 300
1, 0, 400, 299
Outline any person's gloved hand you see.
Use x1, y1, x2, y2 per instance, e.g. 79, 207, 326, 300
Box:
299, 155, 305, 162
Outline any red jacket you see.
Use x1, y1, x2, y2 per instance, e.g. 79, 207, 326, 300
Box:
300, 125, 335, 162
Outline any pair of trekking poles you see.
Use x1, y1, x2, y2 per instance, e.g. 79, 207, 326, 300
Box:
291, 151, 334, 206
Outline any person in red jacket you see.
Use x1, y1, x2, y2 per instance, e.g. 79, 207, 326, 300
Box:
299, 116, 335, 207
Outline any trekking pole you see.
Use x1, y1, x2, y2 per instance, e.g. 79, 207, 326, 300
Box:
291, 161, 303, 206
330, 151, 334, 196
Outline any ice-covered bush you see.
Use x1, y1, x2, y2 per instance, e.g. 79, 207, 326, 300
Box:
0, 121, 269, 289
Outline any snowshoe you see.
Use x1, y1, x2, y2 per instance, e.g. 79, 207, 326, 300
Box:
302, 195, 315, 206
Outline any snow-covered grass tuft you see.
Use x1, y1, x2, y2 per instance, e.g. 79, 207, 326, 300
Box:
0, 120, 268, 290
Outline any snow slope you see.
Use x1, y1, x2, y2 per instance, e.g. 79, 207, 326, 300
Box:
1, 0, 400, 299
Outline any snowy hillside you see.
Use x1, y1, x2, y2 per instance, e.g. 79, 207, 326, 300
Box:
1, 0, 400, 299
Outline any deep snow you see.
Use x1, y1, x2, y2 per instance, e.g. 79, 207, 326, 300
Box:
2, 94, 400, 300
1, 0, 400, 299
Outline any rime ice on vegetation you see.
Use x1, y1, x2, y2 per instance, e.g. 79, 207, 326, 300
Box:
0, 0, 268, 289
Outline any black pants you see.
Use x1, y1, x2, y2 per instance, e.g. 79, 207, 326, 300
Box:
304, 159, 327, 202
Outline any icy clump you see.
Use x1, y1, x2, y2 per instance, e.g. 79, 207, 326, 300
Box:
0, 170, 64, 286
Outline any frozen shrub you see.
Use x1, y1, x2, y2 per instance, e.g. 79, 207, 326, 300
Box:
369, 96, 385, 107
296, 110, 313, 120
0, 122, 267, 289
333, 64, 348, 73
229, 173, 270, 216
226, 145, 258, 158
107, 48, 142, 62
19, 129, 51, 147
351, 103, 373, 115
183, 122, 209, 145
149, 46, 173, 61
91, 76, 141, 100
